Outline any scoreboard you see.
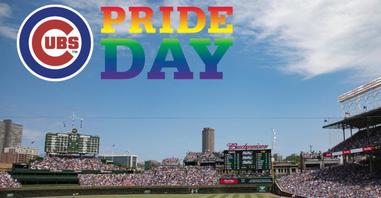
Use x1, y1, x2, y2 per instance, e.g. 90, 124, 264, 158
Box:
224, 149, 271, 170
45, 128, 99, 155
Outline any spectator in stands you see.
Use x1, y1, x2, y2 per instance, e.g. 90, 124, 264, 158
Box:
222, 170, 270, 178
330, 127, 381, 152
184, 152, 224, 164
78, 166, 218, 187
161, 157, 180, 166
277, 163, 381, 198
30, 156, 120, 171
184, 152, 199, 162
0, 172, 21, 189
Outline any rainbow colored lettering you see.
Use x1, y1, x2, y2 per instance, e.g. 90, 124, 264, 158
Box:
100, 6, 234, 80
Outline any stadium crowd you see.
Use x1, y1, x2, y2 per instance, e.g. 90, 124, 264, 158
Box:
331, 127, 381, 152
184, 152, 198, 162
0, 172, 21, 189
30, 156, 120, 171
277, 163, 381, 198
161, 157, 180, 166
79, 166, 218, 187
199, 152, 224, 163
184, 152, 224, 164
222, 170, 271, 178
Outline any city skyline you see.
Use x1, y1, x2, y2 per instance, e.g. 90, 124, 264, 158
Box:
0, 118, 342, 161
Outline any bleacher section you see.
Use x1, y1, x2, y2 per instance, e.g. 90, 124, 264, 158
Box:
329, 126, 381, 153
30, 156, 120, 171
183, 152, 224, 167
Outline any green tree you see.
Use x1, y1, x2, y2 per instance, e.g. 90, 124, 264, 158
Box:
284, 153, 300, 165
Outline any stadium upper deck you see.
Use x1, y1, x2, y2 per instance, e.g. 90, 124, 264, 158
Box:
323, 77, 381, 158
323, 106, 381, 130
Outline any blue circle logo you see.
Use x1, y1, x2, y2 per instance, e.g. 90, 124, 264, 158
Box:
17, 5, 93, 81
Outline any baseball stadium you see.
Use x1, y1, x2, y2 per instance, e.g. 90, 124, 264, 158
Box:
1, 0, 381, 196
0, 77, 381, 197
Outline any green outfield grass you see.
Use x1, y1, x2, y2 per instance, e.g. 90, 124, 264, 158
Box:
39, 194, 279, 198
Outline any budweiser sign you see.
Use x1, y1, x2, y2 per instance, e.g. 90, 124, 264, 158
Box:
227, 143, 268, 150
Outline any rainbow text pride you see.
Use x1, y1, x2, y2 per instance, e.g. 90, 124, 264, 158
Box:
100, 6, 234, 79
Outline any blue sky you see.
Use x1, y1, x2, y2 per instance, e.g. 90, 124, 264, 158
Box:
1, 0, 381, 161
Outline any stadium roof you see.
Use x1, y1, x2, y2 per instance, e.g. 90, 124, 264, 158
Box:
323, 107, 381, 129
338, 76, 381, 103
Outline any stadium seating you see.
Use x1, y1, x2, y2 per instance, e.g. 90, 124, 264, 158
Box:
184, 152, 224, 165
30, 156, 120, 171
330, 126, 381, 152
277, 163, 381, 197
161, 157, 180, 166
0, 171, 21, 189
79, 166, 218, 187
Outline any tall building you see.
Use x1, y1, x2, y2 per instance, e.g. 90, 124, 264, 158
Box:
0, 146, 39, 164
0, 120, 23, 154
45, 128, 99, 155
202, 127, 215, 153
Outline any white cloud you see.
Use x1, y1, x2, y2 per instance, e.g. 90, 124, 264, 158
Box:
228, 0, 381, 79
0, 3, 17, 40
161, 0, 381, 79
0, 3, 11, 17
0, 25, 17, 40
25, 0, 381, 79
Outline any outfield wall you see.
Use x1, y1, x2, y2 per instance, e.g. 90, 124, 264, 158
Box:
0, 185, 272, 198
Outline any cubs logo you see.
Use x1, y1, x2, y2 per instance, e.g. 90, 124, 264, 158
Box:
17, 5, 93, 81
